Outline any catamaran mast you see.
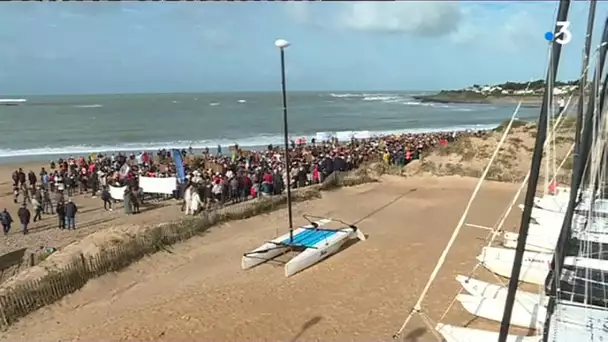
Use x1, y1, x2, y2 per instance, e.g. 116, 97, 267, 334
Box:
543, 15, 608, 342
552, 15, 608, 283
497, 1, 571, 341
574, 0, 597, 159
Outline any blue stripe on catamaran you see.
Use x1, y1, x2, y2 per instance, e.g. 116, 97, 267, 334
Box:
281, 228, 339, 248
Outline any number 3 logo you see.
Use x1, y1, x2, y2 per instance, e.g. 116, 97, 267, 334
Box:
555, 21, 572, 45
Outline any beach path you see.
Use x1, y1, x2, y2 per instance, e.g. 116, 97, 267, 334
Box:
0, 176, 524, 341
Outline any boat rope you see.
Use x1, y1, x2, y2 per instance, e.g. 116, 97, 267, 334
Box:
439, 47, 599, 332
437, 107, 576, 324
394, 43, 597, 339
392, 78, 537, 339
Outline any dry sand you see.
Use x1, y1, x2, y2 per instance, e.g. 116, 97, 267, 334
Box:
0, 175, 527, 341
0, 162, 185, 257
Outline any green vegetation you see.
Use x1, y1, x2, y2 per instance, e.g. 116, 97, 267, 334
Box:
488, 79, 579, 91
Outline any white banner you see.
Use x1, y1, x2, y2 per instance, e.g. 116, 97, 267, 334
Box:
315, 132, 333, 141
353, 130, 371, 139
139, 176, 177, 195
336, 131, 354, 141
109, 185, 127, 201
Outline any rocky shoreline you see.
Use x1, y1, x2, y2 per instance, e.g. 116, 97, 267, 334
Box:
414, 93, 543, 106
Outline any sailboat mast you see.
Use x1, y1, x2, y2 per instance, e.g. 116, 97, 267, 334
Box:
543, 17, 608, 342
553, 16, 608, 283
574, 0, 597, 159
497, 1, 571, 341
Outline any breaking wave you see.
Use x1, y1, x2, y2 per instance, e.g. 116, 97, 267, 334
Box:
327, 92, 487, 111
72, 104, 103, 108
0, 123, 498, 158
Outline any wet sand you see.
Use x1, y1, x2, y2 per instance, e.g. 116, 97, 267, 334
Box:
0, 175, 527, 341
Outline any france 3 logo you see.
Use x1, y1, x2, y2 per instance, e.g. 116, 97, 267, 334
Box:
545, 21, 572, 45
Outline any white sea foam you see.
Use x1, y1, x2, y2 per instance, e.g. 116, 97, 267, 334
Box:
72, 104, 103, 108
0, 123, 499, 158
328, 93, 363, 98
209, 102, 220, 106
237, 99, 246, 103
328, 93, 479, 112
0, 98, 27, 104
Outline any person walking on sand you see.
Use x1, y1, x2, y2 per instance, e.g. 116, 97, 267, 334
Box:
0, 209, 13, 235
183, 184, 193, 215
131, 189, 140, 214
17, 204, 30, 235
32, 197, 43, 222
101, 186, 112, 211
42, 188, 53, 214
64, 199, 77, 230
56, 201, 66, 230
123, 187, 132, 215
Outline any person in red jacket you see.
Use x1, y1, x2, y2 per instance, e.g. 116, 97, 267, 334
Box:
312, 165, 320, 184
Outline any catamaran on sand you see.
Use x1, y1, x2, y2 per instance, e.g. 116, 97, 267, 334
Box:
242, 215, 366, 277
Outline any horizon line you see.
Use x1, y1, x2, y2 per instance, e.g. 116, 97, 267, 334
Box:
1, 89, 439, 97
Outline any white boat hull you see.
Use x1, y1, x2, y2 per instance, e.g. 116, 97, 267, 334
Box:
436, 323, 541, 342
479, 247, 553, 266
241, 219, 332, 270
284, 227, 356, 277
477, 247, 608, 285
503, 232, 557, 253
457, 294, 545, 329
242, 219, 366, 277
456, 275, 546, 306
478, 247, 552, 285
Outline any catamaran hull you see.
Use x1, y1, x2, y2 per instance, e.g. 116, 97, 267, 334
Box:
242, 219, 365, 277
456, 275, 545, 305
503, 232, 557, 253
479, 247, 554, 265
477, 258, 548, 285
435, 323, 541, 342
241, 219, 332, 270
284, 228, 355, 277
456, 294, 546, 329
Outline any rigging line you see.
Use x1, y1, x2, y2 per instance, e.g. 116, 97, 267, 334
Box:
480, 95, 579, 242
475, 45, 597, 247
498, 1, 570, 339
392, 77, 537, 339
480, 95, 574, 249
437, 127, 577, 324
552, 34, 608, 310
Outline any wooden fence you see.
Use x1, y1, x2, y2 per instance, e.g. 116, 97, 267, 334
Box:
0, 169, 372, 329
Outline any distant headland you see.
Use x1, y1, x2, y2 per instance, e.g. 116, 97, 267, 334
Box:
414, 79, 579, 105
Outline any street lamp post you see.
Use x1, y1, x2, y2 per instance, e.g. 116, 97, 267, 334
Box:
275, 38, 294, 243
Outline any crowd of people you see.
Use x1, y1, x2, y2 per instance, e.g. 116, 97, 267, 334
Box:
0, 129, 488, 234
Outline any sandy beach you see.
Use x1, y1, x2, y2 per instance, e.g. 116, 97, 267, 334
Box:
0, 123, 574, 340
0, 175, 526, 340
0, 161, 184, 257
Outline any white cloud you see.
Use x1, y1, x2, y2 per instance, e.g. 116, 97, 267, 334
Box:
284, 2, 310, 24
284, 1, 569, 53
334, 2, 463, 37
286, 2, 463, 37
448, 3, 557, 53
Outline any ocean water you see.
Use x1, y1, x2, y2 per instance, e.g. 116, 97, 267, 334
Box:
0, 92, 540, 162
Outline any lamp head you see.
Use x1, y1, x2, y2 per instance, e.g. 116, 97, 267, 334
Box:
274, 39, 291, 49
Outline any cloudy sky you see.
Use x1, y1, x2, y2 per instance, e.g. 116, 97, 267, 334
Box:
0, 1, 606, 95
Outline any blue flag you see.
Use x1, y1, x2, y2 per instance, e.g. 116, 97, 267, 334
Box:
171, 149, 186, 183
